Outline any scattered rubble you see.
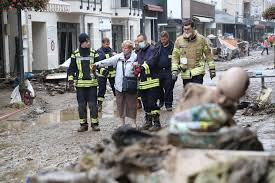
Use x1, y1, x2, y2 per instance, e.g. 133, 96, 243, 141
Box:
31, 68, 68, 96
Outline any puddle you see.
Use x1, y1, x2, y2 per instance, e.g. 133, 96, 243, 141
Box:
37, 99, 117, 124
37, 108, 79, 124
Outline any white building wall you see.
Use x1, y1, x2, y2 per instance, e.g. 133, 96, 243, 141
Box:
3, 0, 141, 73
167, 0, 182, 19
26, 11, 81, 70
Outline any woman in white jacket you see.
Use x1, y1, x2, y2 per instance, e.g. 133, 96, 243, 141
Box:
94, 40, 138, 128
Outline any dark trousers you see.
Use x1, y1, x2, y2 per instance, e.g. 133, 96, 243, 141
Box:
182, 74, 204, 87
261, 48, 269, 55
76, 87, 98, 124
98, 76, 116, 101
139, 87, 160, 114
159, 69, 176, 108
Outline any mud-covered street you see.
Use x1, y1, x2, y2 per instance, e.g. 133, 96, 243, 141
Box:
0, 50, 274, 182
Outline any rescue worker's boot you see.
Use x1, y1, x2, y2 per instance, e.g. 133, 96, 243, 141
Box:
91, 119, 100, 131
151, 114, 161, 131
98, 101, 103, 112
141, 113, 152, 130
77, 123, 88, 132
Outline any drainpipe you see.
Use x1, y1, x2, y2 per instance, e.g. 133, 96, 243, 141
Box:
140, 0, 145, 33
129, 0, 132, 15
17, 8, 24, 82
93, 0, 96, 11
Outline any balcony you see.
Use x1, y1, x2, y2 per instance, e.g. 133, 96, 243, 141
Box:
111, 0, 141, 17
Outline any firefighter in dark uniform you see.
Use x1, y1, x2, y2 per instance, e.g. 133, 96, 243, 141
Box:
136, 34, 161, 131
97, 37, 116, 112
155, 31, 176, 111
67, 33, 100, 132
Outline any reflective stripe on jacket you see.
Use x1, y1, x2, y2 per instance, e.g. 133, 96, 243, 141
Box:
172, 32, 215, 79
68, 48, 99, 87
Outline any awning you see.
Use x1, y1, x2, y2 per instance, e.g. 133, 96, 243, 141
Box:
215, 10, 235, 24
255, 24, 265, 29
145, 4, 163, 12
193, 16, 213, 23
46, 0, 71, 13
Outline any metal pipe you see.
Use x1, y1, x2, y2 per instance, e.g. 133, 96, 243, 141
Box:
100, 0, 102, 11
129, 0, 132, 15
140, 0, 145, 33
17, 8, 24, 82
87, 0, 90, 10
80, 0, 83, 9
93, 0, 96, 11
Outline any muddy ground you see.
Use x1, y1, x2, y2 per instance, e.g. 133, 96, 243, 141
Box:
0, 50, 274, 182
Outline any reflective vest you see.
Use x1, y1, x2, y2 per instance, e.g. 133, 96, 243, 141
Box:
98, 53, 116, 78
171, 32, 215, 80
138, 62, 160, 90
68, 48, 98, 87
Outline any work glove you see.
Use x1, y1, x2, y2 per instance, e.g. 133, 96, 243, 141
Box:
210, 69, 216, 80
102, 68, 109, 77
172, 71, 178, 81
68, 80, 74, 91
134, 66, 141, 77
140, 66, 146, 81
91, 64, 97, 72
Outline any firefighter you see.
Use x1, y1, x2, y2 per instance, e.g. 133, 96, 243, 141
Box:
97, 37, 116, 112
136, 34, 161, 131
171, 19, 216, 86
67, 33, 100, 132
155, 31, 175, 111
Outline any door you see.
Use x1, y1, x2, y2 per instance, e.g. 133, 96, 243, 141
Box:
112, 25, 123, 52
57, 23, 79, 64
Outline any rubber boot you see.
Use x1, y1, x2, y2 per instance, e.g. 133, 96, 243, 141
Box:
141, 113, 152, 130
91, 122, 100, 131
77, 124, 88, 132
98, 101, 103, 112
151, 114, 161, 131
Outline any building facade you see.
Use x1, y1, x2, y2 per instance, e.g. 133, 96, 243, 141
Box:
0, 0, 141, 77
182, 0, 215, 36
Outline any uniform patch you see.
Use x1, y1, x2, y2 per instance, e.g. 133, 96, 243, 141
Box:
179, 44, 187, 48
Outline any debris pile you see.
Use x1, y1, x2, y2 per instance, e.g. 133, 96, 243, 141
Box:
28, 67, 267, 183
32, 68, 68, 96
28, 125, 264, 183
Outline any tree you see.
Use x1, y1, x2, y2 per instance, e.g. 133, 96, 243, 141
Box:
0, 0, 49, 11
262, 6, 275, 20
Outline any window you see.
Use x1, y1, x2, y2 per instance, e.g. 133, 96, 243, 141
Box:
121, 0, 128, 7
132, 0, 138, 9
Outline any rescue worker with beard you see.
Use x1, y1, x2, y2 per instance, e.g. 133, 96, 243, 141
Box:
155, 31, 175, 111
171, 19, 216, 86
67, 33, 100, 132
97, 37, 116, 112
135, 34, 161, 131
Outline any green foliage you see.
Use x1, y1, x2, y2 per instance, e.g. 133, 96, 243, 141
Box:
262, 6, 275, 20
0, 0, 49, 11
